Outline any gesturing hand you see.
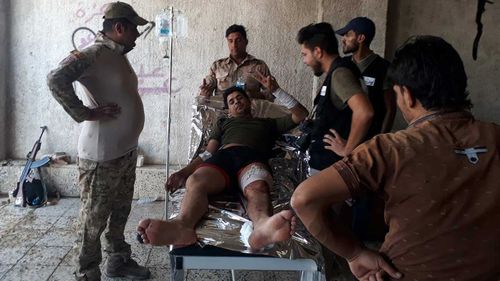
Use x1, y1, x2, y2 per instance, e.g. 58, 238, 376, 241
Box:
323, 129, 347, 156
348, 248, 402, 281
137, 219, 151, 244
87, 103, 121, 121
199, 78, 212, 97
251, 69, 279, 93
165, 171, 187, 193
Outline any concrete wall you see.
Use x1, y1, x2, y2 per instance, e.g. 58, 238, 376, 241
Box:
5, 0, 388, 165
323, 0, 388, 56
0, 160, 168, 199
0, 0, 8, 160
387, 0, 500, 129
319, 0, 388, 96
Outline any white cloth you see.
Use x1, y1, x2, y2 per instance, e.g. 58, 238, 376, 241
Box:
238, 164, 273, 191
272, 88, 298, 109
239, 221, 276, 250
240, 221, 253, 248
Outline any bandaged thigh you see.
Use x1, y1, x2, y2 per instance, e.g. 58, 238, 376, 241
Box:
238, 164, 273, 191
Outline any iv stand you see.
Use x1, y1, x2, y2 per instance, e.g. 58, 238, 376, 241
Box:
165, 6, 174, 218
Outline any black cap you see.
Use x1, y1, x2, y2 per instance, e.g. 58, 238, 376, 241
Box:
103, 2, 148, 26
336, 17, 375, 43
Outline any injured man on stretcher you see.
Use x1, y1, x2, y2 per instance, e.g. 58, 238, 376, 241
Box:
138, 75, 308, 250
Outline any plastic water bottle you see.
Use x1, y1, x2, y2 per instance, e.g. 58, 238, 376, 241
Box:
32, 197, 41, 206
235, 76, 245, 90
8, 190, 15, 204
175, 12, 188, 38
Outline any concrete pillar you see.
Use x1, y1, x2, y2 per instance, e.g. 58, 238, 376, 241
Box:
386, 0, 500, 129
0, 0, 9, 160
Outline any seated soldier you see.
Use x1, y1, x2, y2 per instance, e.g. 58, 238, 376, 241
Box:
138, 79, 308, 250
199, 24, 273, 100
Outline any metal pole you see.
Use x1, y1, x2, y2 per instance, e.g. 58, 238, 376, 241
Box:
165, 6, 174, 218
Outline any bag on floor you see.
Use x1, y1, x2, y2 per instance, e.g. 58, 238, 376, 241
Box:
24, 179, 47, 208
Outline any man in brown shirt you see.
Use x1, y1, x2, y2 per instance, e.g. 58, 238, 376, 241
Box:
292, 35, 500, 281
199, 24, 272, 100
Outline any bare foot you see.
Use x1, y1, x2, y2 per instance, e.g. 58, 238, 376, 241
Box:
137, 218, 197, 246
248, 210, 295, 249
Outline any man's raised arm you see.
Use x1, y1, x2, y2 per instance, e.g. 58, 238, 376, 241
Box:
199, 63, 217, 97
251, 70, 308, 123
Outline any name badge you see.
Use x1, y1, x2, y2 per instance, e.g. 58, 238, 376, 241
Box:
363, 76, 376, 87
320, 86, 327, 96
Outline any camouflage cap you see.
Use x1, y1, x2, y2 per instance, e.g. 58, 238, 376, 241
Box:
103, 2, 148, 26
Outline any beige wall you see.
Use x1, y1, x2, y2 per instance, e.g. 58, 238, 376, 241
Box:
387, 0, 500, 129
4, 0, 388, 164
0, 0, 8, 160
323, 0, 388, 56
7, 1, 497, 165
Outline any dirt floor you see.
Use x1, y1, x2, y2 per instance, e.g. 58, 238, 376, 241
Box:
0, 197, 309, 281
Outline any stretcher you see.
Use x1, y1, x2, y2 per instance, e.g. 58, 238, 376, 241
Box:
167, 96, 326, 281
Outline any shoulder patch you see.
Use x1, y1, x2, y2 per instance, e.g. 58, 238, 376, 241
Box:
215, 57, 231, 64
253, 58, 265, 64
70, 50, 85, 59
59, 50, 85, 65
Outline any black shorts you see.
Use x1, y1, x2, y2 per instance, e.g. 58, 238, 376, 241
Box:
198, 146, 267, 190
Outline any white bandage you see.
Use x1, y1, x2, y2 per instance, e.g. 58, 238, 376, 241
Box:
240, 221, 253, 248
272, 88, 299, 109
199, 151, 212, 161
240, 220, 275, 250
239, 164, 273, 191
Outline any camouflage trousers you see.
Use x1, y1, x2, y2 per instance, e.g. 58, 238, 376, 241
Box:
74, 150, 137, 279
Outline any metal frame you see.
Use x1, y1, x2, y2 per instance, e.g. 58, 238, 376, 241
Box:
169, 254, 325, 281
165, 6, 175, 219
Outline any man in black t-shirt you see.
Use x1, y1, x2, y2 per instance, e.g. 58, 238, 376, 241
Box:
330, 16, 396, 244
297, 22, 374, 174
335, 17, 396, 137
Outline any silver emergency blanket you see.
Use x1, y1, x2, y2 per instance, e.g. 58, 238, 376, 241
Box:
168, 95, 324, 270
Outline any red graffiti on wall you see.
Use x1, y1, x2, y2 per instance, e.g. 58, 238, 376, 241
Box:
136, 64, 182, 95
74, 3, 107, 24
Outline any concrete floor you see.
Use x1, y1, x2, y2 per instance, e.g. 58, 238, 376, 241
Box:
0, 198, 303, 281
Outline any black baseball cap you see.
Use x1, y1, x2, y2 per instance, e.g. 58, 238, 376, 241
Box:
103, 2, 148, 26
336, 17, 375, 43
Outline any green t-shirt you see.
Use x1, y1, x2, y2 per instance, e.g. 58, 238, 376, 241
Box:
329, 67, 365, 110
209, 115, 296, 155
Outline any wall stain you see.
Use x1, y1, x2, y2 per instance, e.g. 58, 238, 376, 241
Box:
473, 0, 494, 60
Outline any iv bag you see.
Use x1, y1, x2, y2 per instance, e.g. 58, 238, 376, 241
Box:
175, 12, 188, 38
156, 10, 172, 41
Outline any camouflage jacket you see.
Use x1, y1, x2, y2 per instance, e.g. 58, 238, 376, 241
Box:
47, 33, 144, 162
46, 32, 125, 123
204, 54, 271, 99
